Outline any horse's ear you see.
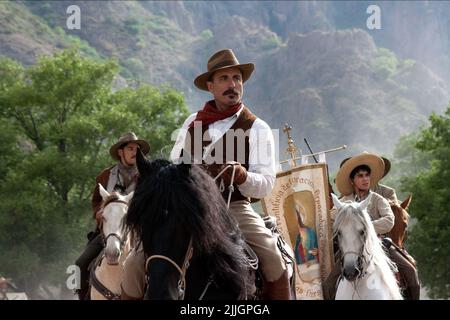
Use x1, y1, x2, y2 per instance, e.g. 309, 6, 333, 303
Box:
99, 183, 110, 200
358, 193, 372, 212
125, 191, 134, 203
136, 147, 151, 178
331, 193, 343, 210
401, 194, 412, 210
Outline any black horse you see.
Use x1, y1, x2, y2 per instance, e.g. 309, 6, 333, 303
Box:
125, 151, 256, 299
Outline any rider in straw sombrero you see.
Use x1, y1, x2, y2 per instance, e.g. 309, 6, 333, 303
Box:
323, 152, 396, 300
335, 151, 394, 235
339, 155, 399, 204
328, 152, 420, 300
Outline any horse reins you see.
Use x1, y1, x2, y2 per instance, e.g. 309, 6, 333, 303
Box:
213, 163, 237, 209
145, 237, 194, 300
100, 199, 129, 248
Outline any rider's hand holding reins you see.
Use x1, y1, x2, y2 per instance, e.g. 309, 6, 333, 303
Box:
220, 161, 248, 185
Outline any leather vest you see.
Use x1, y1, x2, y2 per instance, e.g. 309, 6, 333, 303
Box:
180, 106, 257, 202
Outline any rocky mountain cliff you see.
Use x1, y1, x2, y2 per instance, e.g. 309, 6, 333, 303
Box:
1, 1, 449, 171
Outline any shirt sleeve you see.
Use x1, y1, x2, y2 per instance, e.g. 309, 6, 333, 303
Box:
372, 196, 395, 235
169, 113, 197, 162
237, 119, 276, 199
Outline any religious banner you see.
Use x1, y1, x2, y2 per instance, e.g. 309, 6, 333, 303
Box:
262, 163, 334, 300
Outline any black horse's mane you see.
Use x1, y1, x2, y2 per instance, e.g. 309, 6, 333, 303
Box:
125, 153, 252, 298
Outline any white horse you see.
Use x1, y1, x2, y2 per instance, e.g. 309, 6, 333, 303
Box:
90, 184, 133, 300
331, 194, 403, 300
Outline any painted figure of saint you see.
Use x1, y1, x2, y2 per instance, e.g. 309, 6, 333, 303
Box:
294, 203, 319, 265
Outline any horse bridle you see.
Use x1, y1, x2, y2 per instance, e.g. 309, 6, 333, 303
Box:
145, 237, 194, 300
101, 199, 129, 248
338, 229, 369, 280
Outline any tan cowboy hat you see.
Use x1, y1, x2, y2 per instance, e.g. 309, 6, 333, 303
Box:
109, 132, 150, 161
340, 155, 391, 178
194, 48, 255, 91
336, 152, 385, 196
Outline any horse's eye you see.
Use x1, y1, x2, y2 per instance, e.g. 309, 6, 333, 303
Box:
337, 231, 341, 237
359, 230, 365, 236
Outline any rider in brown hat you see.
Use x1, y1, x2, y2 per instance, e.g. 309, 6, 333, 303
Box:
169, 48, 291, 299
75, 132, 150, 300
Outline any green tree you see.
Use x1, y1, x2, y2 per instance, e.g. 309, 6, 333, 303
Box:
0, 49, 188, 298
382, 132, 432, 201
399, 106, 450, 299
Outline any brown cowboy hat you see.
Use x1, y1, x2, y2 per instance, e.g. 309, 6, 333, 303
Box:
340, 155, 391, 178
336, 152, 385, 196
194, 48, 255, 91
109, 132, 150, 161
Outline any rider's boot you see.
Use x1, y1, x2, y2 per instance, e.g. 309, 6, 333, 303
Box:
264, 269, 291, 300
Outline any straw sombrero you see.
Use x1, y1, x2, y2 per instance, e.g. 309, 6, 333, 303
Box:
336, 152, 385, 196
194, 49, 254, 91
340, 156, 391, 178
109, 132, 150, 161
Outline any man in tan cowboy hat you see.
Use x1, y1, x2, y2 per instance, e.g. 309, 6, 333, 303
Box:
170, 48, 291, 299
322, 152, 395, 299
335, 152, 395, 234
74, 132, 150, 300
339, 156, 399, 204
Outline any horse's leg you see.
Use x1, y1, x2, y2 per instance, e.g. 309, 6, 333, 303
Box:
335, 280, 356, 300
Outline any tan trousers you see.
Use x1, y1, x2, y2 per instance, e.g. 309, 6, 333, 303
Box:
228, 200, 286, 282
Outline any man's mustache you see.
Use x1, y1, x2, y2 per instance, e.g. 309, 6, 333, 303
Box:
223, 89, 239, 96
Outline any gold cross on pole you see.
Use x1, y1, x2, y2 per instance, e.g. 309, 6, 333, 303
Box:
283, 123, 299, 168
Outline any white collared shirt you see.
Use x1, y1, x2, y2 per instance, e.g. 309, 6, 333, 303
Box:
170, 106, 276, 199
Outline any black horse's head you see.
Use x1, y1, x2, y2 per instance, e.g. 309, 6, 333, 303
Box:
125, 149, 253, 299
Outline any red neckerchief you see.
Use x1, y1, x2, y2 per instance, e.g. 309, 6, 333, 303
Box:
188, 100, 242, 128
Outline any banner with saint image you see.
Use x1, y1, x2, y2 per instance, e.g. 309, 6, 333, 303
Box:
261, 163, 334, 300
